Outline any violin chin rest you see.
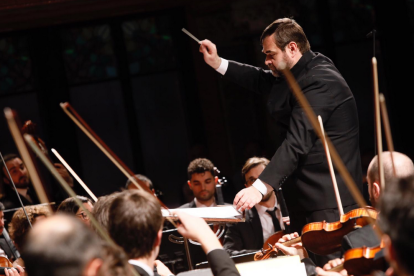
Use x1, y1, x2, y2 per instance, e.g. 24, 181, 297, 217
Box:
353, 225, 362, 229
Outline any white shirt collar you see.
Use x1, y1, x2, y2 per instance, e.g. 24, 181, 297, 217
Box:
255, 193, 278, 215
194, 197, 217, 208
16, 187, 29, 197
128, 260, 154, 276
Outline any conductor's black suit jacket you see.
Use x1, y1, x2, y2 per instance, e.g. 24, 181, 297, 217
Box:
223, 51, 362, 213
223, 207, 263, 256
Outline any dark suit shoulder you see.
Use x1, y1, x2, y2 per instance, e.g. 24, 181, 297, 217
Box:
207, 249, 240, 276
342, 225, 380, 253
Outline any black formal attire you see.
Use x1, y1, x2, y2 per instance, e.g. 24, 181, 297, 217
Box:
342, 225, 380, 253
179, 200, 197, 209
0, 238, 15, 260
222, 50, 362, 232
1, 184, 40, 225
223, 207, 263, 256
207, 249, 240, 276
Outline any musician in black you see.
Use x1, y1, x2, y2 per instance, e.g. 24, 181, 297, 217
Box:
224, 157, 289, 255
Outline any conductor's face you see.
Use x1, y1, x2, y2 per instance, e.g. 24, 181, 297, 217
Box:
188, 171, 216, 203
262, 35, 294, 77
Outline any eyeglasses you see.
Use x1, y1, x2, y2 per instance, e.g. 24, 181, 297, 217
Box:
76, 212, 89, 220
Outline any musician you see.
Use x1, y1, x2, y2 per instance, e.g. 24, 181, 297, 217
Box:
108, 190, 240, 276
21, 214, 132, 276
379, 175, 414, 276
341, 151, 414, 253
180, 158, 223, 208
126, 174, 154, 192
91, 193, 120, 232
199, 19, 362, 238
8, 205, 51, 251
224, 157, 289, 255
0, 202, 25, 275
1, 153, 74, 222
57, 195, 94, 226
0, 154, 40, 210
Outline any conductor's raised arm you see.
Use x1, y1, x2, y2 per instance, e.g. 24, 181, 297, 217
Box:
199, 40, 222, 70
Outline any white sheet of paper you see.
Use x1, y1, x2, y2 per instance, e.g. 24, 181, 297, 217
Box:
162, 206, 242, 219
236, 255, 307, 276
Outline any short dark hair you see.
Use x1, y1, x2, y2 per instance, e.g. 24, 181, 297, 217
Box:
92, 192, 120, 232
241, 157, 270, 183
125, 174, 153, 190
57, 195, 94, 215
260, 18, 310, 54
22, 215, 104, 276
108, 190, 163, 259
188, 158, 215, 179
379, 175, 414, 275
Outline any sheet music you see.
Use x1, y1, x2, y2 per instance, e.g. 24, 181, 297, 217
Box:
162, 206, 243, 219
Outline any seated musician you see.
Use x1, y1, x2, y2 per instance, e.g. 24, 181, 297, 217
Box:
0, 153, 73, 222
223, 157, 289, 256
8, 205, 51, 251
274, 151, 414, 276
108, 190, 240, 276
57, 195, 94, 226
21, 214, 131, 276
125, 174, 154, 193
0, 202, 24, 274
379, 175, 414, 276
180, 158, 226, 208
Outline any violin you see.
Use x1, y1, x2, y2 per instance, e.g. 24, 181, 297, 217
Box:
301, 206, 378, 255
0, 257, 14, 275
342, 243, 386, 276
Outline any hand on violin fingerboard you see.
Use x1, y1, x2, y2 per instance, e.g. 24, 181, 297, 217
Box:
275, 232, 308, 260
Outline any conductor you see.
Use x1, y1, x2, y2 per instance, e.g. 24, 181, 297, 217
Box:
198, 18, 362, 240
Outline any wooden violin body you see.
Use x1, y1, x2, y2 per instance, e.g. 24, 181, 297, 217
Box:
343, 244, 385, 276
253, 231, 285, 261
301, 207, 378, 255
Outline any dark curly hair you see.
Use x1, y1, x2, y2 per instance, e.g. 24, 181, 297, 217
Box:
187, 158, 215, 180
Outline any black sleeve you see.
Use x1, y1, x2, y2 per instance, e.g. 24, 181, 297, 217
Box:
222, 224, 244, 255
207, 249, 240, 276
301, 258, 317, 276
259, 76, 337, 189
224, 61, 276, 95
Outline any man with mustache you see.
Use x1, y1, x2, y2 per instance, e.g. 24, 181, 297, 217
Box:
0, 154, 40, 213
199, 18, 362, 265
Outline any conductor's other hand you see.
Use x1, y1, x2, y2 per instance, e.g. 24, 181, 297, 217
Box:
234, 186, 262, 212
199, 40, 222, 69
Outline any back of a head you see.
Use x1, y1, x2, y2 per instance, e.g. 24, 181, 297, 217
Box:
187, 158, 215, 179
57, 195, 93, 214
379, 175, 414, 275
108, 190, 163, 259
367, 151, 414, 190
260, 18, 310, 54
9, 205, 51, 250
92, 192, 120, 232
22, 214, 103, 276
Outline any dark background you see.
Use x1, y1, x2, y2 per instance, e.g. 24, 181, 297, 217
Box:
0, 0, 413, 207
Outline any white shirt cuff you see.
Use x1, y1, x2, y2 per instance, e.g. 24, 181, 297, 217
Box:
216, 58, 228, 75
252, 179, 268, 195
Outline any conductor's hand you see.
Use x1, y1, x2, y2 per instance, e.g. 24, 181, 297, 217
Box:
199, 40, 222, 69
234, 186, 262, 212
174, 211, 222, 254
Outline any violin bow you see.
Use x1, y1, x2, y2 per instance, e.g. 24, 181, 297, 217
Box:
51, 148, 98, 202
372, 58, 385, 191
279, 63, 382, 238
318, 116, 344, 217
4, 108, 52, 213
379, 94, 396, 177
23, 134, 141, 276
60, 102, 177, 226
